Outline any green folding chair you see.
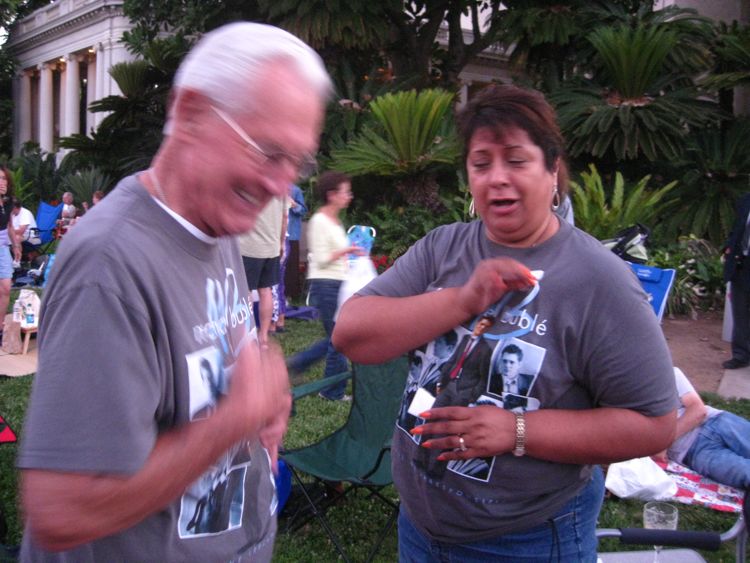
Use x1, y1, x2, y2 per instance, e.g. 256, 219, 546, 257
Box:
281, 356, 408, 563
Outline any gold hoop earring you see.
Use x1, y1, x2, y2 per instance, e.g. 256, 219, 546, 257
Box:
469, 198, 476, 217
551, 186, 560, 211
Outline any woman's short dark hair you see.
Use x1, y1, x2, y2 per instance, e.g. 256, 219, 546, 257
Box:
314, 171, 350, 205
456, 84, 569, 197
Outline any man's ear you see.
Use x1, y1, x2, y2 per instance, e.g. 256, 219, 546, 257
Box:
168, 88, 212, 138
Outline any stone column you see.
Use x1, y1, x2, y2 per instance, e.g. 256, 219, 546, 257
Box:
62, 54, 80, 137
107, 40, 133, 97
86, 51, 97, 133
15, 71, 32, 154
38, 63, 54, 152
94, 41, 108, 127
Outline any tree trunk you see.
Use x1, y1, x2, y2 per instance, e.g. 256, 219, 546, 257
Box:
395, 174, 444, 212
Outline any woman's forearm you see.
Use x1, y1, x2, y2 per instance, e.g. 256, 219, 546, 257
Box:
525, 407, 677, 464
333, 292, 472, 363
420, 405, 677, 466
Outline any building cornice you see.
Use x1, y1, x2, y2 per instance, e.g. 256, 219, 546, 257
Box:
5, 0, 128, 56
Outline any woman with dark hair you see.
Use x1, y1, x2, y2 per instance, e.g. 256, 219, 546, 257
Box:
334, 84, 677, 560
287, 171, 362, 400
0, 166, 20, 335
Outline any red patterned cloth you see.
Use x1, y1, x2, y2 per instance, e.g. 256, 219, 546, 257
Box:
655, 460, 744, 513
0, 415, 16, 444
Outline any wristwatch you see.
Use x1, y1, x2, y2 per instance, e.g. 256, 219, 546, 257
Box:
512, 412, 526, 457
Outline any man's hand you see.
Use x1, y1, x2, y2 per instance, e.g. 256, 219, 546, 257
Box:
258, 344, 292, 472
221, 340, 290, 446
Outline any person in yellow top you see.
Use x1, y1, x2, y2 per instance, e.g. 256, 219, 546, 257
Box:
288, 171, 362, 400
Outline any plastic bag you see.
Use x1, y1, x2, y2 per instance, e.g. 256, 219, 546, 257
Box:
335, 255, 377, 320
605, 456, 677, 501
16, 289, 41, 329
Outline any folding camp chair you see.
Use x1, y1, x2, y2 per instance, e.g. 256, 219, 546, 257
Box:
281, 356, 408, 563
30, 202, 63, 255
597, 490, 747, 562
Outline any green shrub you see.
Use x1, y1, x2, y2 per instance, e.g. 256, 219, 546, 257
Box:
649, 237, 724, 318
570, 164, 678, 240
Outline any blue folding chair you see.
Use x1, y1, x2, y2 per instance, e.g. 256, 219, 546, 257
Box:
30, 202, 63, 254
628, 263, 676, 323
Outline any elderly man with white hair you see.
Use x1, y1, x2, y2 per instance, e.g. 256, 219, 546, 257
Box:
18, 23, 331, 562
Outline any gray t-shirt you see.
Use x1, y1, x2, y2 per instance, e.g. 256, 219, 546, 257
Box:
18, 176, 276, 562
359, 219, 677, 543
667, 367, 721, 463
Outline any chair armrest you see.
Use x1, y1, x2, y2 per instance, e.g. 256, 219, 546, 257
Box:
291, 370, 352, 400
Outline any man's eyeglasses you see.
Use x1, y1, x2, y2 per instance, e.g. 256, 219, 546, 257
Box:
211, 106, 318, 179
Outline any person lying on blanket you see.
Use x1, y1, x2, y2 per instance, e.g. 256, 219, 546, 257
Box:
652, 367, 750, 490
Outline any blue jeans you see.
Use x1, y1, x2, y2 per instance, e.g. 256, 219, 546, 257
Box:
683, 412, 750, 490
288, 278, 348, 399
398, 466, 604, 562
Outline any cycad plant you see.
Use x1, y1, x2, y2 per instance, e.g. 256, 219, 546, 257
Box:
702, 23, 750, 91
570, 163, 677, 240
330, 88, 461, 210
60, 167, 113, 207
551, 24, 719, 163
663, 119, 750, 246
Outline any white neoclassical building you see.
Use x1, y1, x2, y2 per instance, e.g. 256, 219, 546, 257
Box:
5, 0, 135, 155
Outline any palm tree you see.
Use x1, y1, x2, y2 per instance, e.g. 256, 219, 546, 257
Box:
499, 0, 587, 89
330, 88, 460, 210
59, 58, 170, 181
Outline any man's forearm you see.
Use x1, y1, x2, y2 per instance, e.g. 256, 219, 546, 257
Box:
23, 403, 260, 551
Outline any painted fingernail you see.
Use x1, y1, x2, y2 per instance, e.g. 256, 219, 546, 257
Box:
410, 427, 424, 435
421, 441, 432, 448
419, 411, 432, 419
436, 454, 447, 461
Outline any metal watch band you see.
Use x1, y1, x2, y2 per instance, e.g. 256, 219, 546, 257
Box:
513, 412, 526, 457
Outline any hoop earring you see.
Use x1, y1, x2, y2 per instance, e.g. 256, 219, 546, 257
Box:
551, 186, 560, 211
469, 198, 476, 217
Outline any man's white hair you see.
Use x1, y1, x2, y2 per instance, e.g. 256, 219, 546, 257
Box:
172, 22, 331, 117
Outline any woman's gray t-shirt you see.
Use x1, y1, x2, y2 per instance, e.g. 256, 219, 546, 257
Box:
358, 219, 677, 543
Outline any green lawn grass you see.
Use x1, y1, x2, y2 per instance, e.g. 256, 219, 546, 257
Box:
0, 318, 747, 562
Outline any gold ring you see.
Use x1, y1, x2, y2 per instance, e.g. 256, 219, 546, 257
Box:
458, 435, 467, 452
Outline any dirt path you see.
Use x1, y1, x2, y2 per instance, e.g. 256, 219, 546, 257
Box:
661, 311, 729, 393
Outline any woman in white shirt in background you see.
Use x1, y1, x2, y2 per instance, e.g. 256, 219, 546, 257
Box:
287, 171, 362, 401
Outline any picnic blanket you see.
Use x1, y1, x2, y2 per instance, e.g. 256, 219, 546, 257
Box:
0, 415, 17, 444
655, 460, 744, 513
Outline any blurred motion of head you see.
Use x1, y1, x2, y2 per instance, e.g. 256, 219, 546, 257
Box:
167, 22, 332, 131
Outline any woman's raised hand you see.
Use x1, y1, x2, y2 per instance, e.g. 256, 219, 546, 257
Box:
457, 258, 536, 318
